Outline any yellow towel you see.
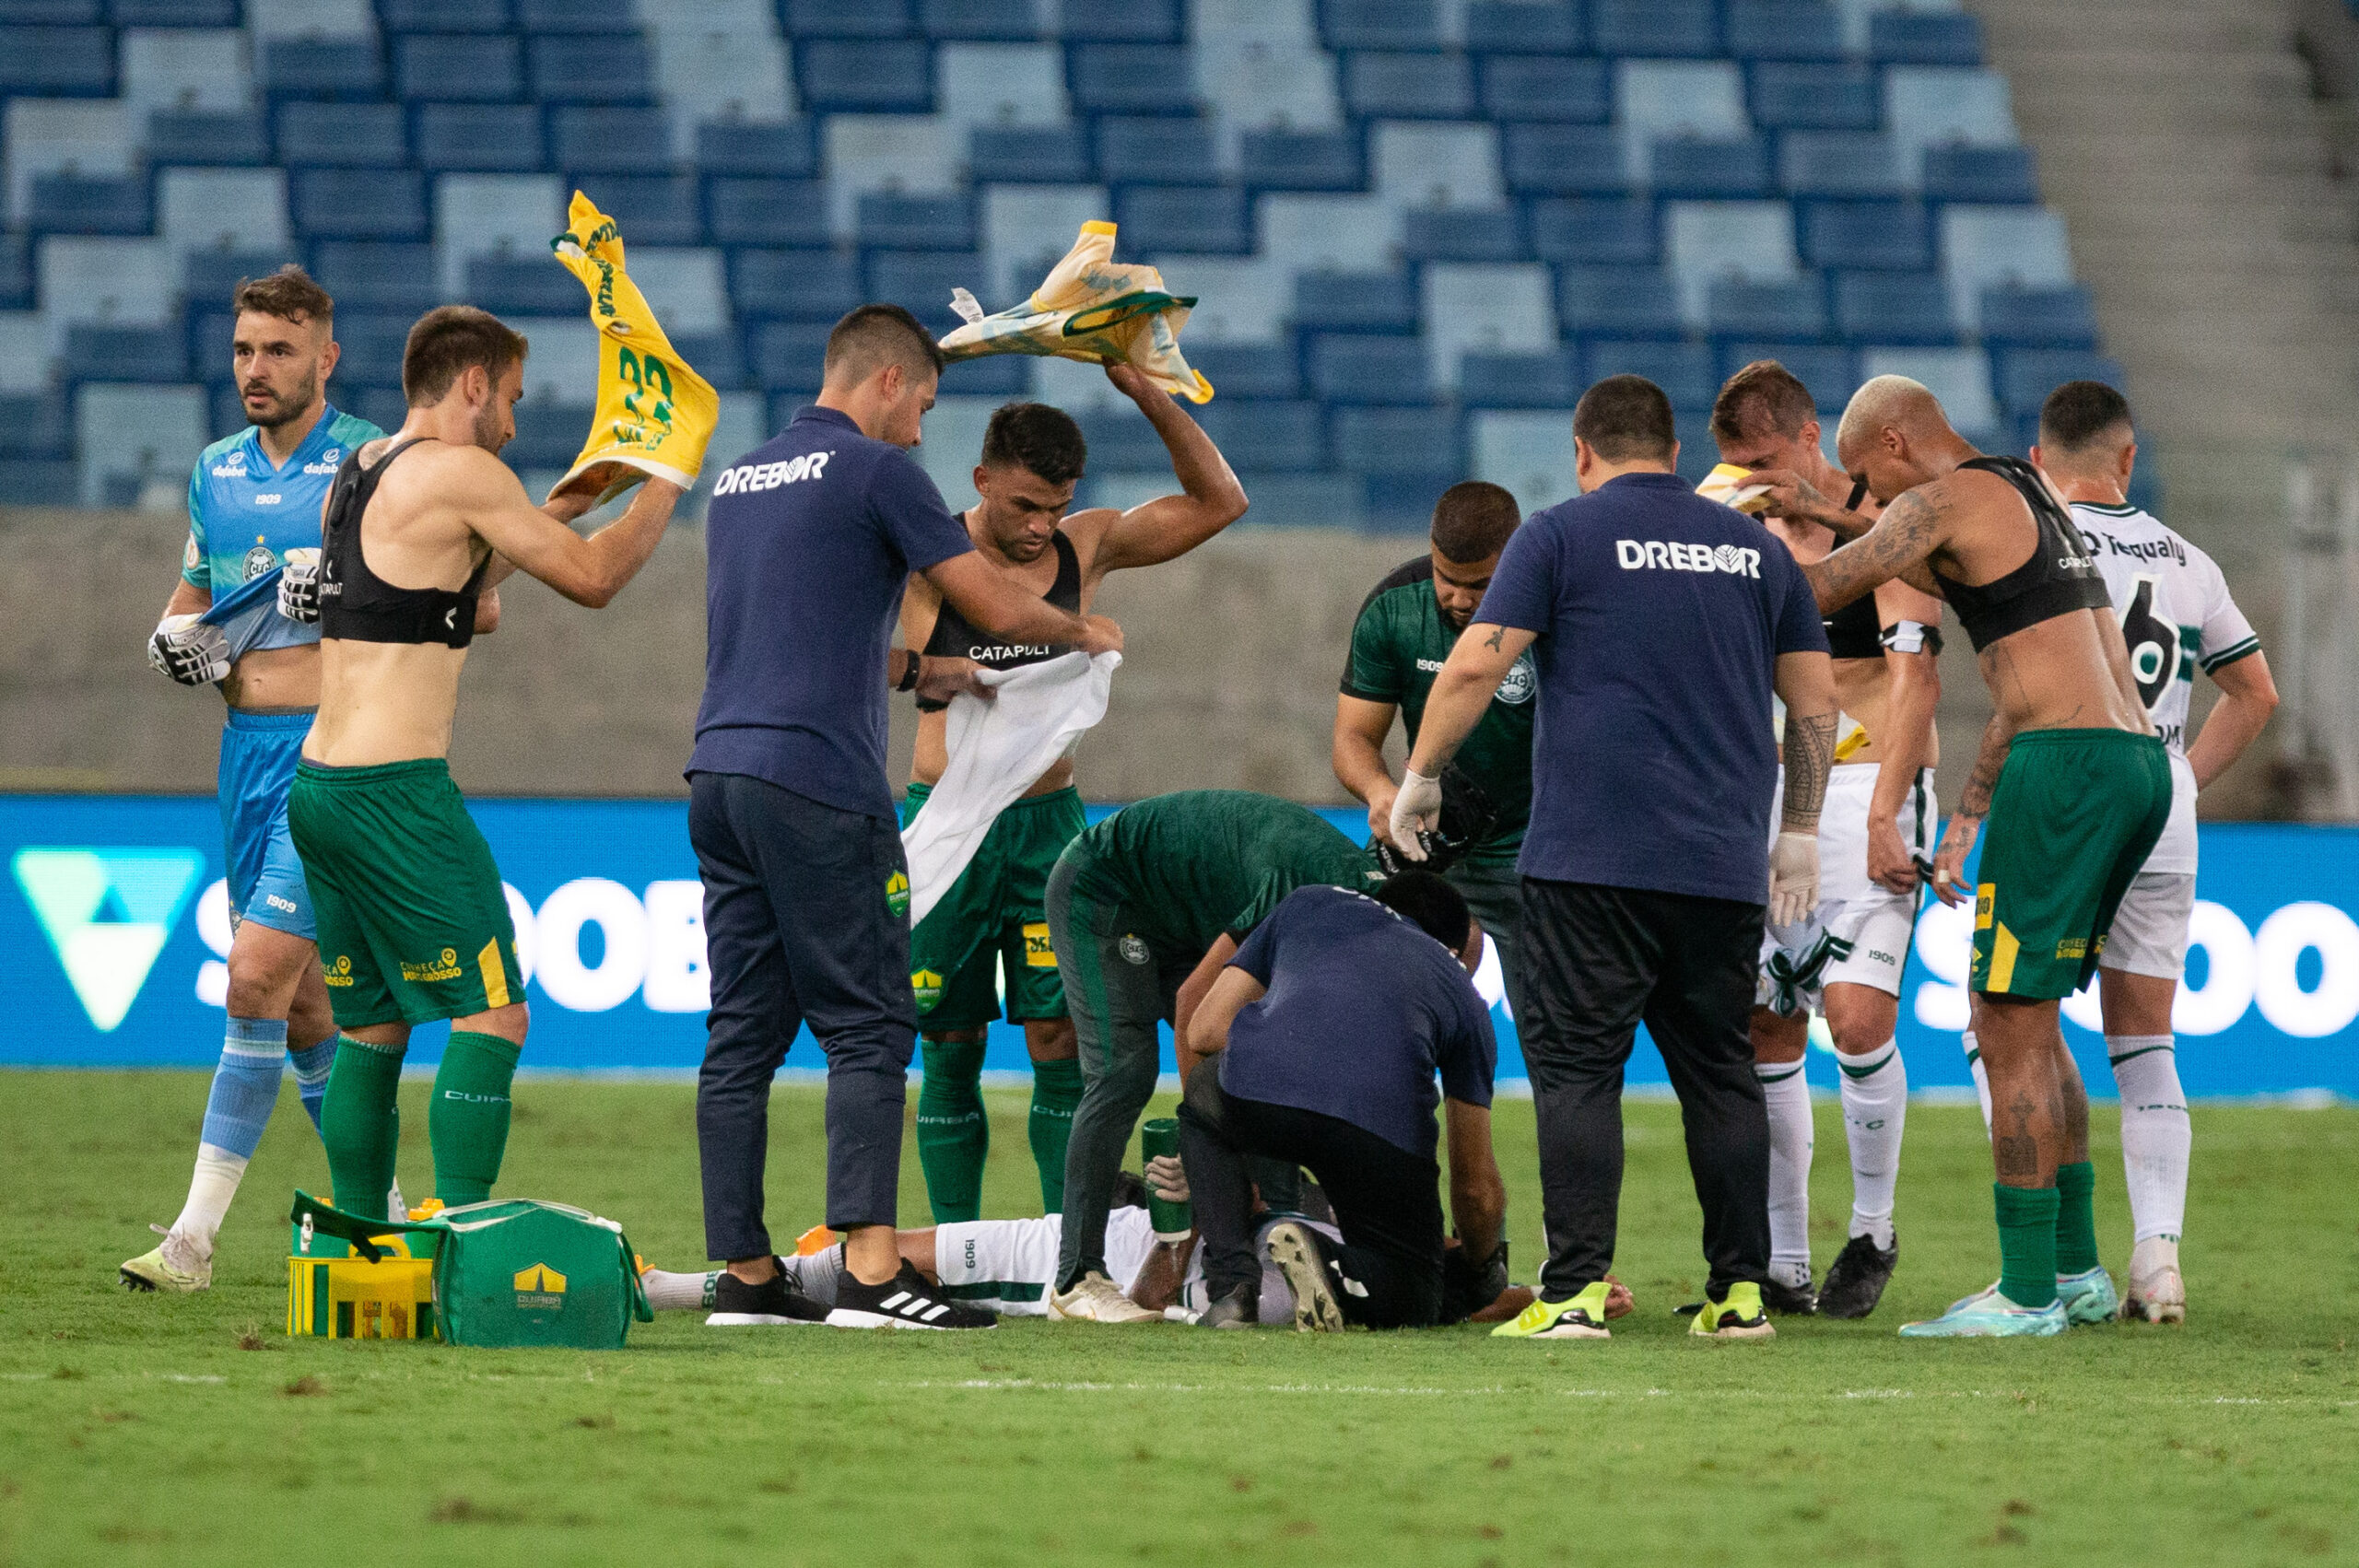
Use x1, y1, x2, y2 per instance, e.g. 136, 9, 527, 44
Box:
936, 221, 1214, 404
1696, 462, 1773, 513
546, 191, 721, 503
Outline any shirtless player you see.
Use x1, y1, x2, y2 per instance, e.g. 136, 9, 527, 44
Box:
897, 364, 1246, 1224
282, 304, 707, 1220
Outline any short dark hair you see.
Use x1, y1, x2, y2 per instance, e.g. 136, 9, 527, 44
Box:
1573, 374, 1677, 463
403, 305, 530, 406
2039, 380, 2133, 456
232, 263, 334, 327
1709, 359, 1816, 447
980, 401, 1088, 486
1429, 480, 1520, 564
824, 303, 945, 388
1370, 871, 1472, 953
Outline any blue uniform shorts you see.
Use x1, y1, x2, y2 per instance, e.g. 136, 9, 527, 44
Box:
219, 708, 316, 942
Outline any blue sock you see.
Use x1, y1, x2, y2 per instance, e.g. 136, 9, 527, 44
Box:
290, 1038, 335, 1131
199, 1017, 288, 1160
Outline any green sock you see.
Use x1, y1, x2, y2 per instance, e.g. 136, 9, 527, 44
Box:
1028, 1057, 1084, 1215
916, 1037, 989, 1223
1994, 1183, 2060, 1308
320, 1037, 404, 1222
2054, 1159, 2101, 1274
428, 1031, 520, 1207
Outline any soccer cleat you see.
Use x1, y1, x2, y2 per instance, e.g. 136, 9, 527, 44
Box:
1898, 1289, 2068, 1338
1817, 1232, 1900, 1319
827, 1261, 995, 1330
1264, 1221, 1345, 1332
2123, 1237, 2185, 1324
1761, 1273, 1818, 1316
705, 1267, 827, 1327
120, 1225, 210, 1293
1689, 1281, 1776, 1339
1490, 1279, 1614, 1340
2056, 1266, 2119, 1326
1046, 1270, 1160, 1324
1196, 1281, 1258, 1329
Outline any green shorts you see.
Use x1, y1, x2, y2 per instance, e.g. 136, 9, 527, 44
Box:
288, 758, 522, 1029
1972, 728, 2171, 1000
898, 782, 1087, 1031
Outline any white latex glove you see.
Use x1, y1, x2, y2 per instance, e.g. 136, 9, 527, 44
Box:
1144, 1153, 1189, 1205
1387, 766, 1444, 860
148, 613, 229, 686
1768, 831, 1820, 928
277, 546, 321, 623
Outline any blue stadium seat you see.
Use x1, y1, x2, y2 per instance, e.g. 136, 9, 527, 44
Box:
1098, 117, 1218, 185
64, 322, 187, 382
113, 0, 239, 22
1651, 136, 1772, 199
1590, 0, 1718, 58
1923, 145, 2039, 204
1331, 405, 1461, 477
857, 193, 974, 251
1713, 342, 1856, 406
394, 36, 522, 102
506, 399, 597, 468
552, 108, 674, 174
1870, 11, 1984, 66
311, 240, 442, 311
28, 175, 149, 237
921, 0, 1037, 40
184, 250, 300, 305
1779, 133, 1903, 200
466, 256, 581, 315
0, 28, 115, 94
1503, 124, 1625, 195
1532, 197, 1656, 263
1724, 1, 1845, 61
1479, 56, 1610, 123
970, 123, 1090, 182
346, 385, 411, 429
147, 110, 271, 167
1993, 348, 2121, 415
785, 0, 912, 38
1056, 0, 1180, 41
1706, 277, 1825, 341
1459, 347, 1579, 408
1344, 53, 1474, 119
698, 121, 819, 178
381, 0, 513, 30
324, 311, 417, 385
1292, 270, 1418, 333
1069, 44, 1192, 115
866, 249, 982, 332
575, 174, 701, 244
1747, 61, 1877, 131
0, 391, 71, 459
192, 307, 235, 376
1832, 270, 1956, 345
1114, 186, 1249, 255
1585, 338, 1716, 407
1799, 199, 1931, 271
708, 178, 830, 246
518, 0, 633, 31
731, 248, 863, 322
1402, 208, 1523, 263
528, 36, 654, 104
752, 320, 831, 392
1185, 345, 1300, 400
1979, 284, 2098, 350
1309, 334, 1433, 404
0, 461, 78, 505
1465, 1, 1582, 53
796, 40, 932, 113
259, 39, 382, 100
1191, 399, 1326, 472
1556, 264, 1682, 338
277, 103, 406, 168
1238, 130, 1361, 191
0, 232, 28, 310
1323, 0, 1443, 51
938, 357, 1028, 394
1073, 404, 1176, 470
417, 104, 546, 171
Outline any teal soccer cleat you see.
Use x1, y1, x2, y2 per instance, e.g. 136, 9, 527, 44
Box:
1898, 1290, 2069, 1338
2056, 1266, 2119, 1326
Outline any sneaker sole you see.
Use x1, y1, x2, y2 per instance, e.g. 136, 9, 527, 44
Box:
1264, 1224, 1344, 1333
703, 1312, 821, 1327
823, 1307, 994, 1330
1528, 1320, 1610, 1340
1692, 1320, 1776, 1340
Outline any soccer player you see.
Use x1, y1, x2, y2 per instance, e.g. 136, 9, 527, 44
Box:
1042, 789, 1385, 1322
1710, 361, 1945, 1319
286, 306, 703, 1228
122, 266, 387, 1293
2025, 380, 2277, 1323
898, 366, 1247, 1226
1800, 375, 2169, 1337
1332, 481, 1537, 1024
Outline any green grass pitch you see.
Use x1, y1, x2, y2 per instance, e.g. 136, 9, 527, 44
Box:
2, 1071, 2354, 1566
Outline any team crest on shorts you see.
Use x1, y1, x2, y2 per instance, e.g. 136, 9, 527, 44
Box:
885, 871, 910, 919
1494, 653, 1536, 705
910, 968, 944, 1010
1119, 934, 1149, 965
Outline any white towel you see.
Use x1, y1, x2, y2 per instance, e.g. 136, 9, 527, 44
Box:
902, 649, 1121, 927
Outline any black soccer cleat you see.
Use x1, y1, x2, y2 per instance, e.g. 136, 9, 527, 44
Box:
1197, 1281, 1259, 1329
826, 1261, 996, 1330
1815, 1231, 1899, 1319
705, 1265, 827, 1327
1760, 1274, 1819, 1316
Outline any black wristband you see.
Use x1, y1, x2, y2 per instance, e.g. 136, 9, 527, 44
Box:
897, 652, 921, 693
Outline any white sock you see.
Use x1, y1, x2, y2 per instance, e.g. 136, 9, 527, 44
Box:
642, 1268, 720, 1311
1757, 1059, 1813, 1285
169, 1143, 249, 1258
1837, 1038, 1906, 1249
2108, 1035, 2189, 1243
1964, 1029, 1992, 1131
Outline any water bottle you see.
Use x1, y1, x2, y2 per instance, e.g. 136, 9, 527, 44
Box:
1139, 1117, 1192, 1241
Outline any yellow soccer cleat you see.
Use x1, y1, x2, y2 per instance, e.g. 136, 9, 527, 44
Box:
1690, 1281, 1776, 1339
1490, 1279, 1614, 1340
120, 1225, 210, 1293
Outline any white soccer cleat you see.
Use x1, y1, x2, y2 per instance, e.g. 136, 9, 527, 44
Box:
1047, 1271, 1160, 1324
120, 1224, 211, 1293
2124, 1237, 2186, 1324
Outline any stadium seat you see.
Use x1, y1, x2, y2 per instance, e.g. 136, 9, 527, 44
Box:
381, 0, 512, 29
1331, 404, 1461, 477
1308, 333, 1432, 404
938, 42, 1066, 130
1940, 204, 2072, 333
784, 0, 911, 37
7, 99, 135, 220
1185, 344, 1298, 399
866, 249, 982, 333
1665, 199, 1799, 320
248, 0, 377, 38
653, 35, 795, 156
1747, 61, 1878, 131
1620, 60, 1748, 148
506, 397, 597, 469
1190, 397, 1325, 471
276, 103, 405, 167
76, 382, 206, 505
0, 234, 28, 310
64, 322, 187, 383
1650, 136, 1773, 199
1074, 403, 1181, 471
432, 173, 565, 294
1238, 130, 1361, 192
0, 28, 117, 95
1779, 133, 1905, 200
466, 255, 581, 315
1, 388, 71, 457
730, 248, 863, 322
857, 193, 975, 252
922, 0, 1038, 41
980, 183, 1109, 299
1057, 0, 1179, 41
1070, 44, 1194, 116
322, 308, 411, 384
1098, 117, 1219, 185
1714, 342, 1857, 408
1532, 196, 1656, 263
183, 249, 299, 306
1831, 270, 1956, 345
1502, 124, 1624, 196
708, 178, 830, 247
1146, 254, 1287, 342
1705, 276, 1826, 342
158, 170, 290, 262
519, 0, 631, 31
1585, 338, 1716, 408
1198, 0, 1320, 49
1458, 347, 1579, 408
27, 175, 148, 237
971, 124, 1090, 183
38, 237, 174, 352
1869, 11, 1984, 66
1344, 53, 1475, 120
115, 0, 240, 23
393, 36, 523, 102
507, 314, 597, 400
574, 174, 700, 245
1556, 263, 1683, 339
1724, 1, 1846, 61
1195, 39, 1344, 143
1464, 1, 1582, 53
417, 105, 546, 172
698, 120, 818, 178
145, 110, 271, 167
527, 35, 654, 105
1979, 284, 2098, 350
258, 40, 381, 100
1321, 0, 1442, 51
0, 459, 80, 505
1479, 56, 1611, 123
1425, 261, 1555, 389
552, 108, 674, 174
1401, 208, 1523, 263
1884, 66, 2017, 166
311, 241, 442, 311
124, 27, 248, 116
1590, 0, 1718, 58
1291, 268, 1416, 333
1860, 344, 1996, 431
1923, 145, 2039, 205
292, 169, 428, 239
1470, 408, 1577, 515
1371, 123, 1502, 211
1115, 186, 1250, 255
1992, 347, 2122, 416
823, 115, 960, 235
1800, 198, 1931, 271
1261, 193, 1397, 273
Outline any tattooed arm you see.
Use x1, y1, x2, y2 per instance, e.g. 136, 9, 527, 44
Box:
1773, 650, 1838, 836
1928, 706, 2017, 908
1803, 482, 1954, 614
1403, 621, 1536, 778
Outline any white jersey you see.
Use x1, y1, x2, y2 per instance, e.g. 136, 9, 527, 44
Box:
2069, 502, 2260, 874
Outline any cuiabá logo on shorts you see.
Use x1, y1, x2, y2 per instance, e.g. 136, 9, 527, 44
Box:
12, 848, 205, 1032
911, 968, 944, 1010
885, 871, 910, 919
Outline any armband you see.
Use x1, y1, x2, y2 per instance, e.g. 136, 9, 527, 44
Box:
1880, 620, 1942, 657
897, 652, 921, 693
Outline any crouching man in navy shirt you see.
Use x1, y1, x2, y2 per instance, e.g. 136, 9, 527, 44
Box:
1177, 872, 1507, 1330
689, 305, 1122, 1331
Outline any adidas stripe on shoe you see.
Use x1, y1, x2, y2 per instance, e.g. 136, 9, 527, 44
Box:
826, 1261, 996, 1330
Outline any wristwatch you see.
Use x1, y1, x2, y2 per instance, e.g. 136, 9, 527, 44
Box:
897, 651, 921, 693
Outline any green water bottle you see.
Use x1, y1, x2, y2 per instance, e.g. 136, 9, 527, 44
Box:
1139, 1117, 1192, 1240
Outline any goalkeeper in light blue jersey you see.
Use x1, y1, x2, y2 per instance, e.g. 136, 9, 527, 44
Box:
123, 266, 387, 1293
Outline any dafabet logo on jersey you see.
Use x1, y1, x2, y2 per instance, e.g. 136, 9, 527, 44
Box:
12, 848, 205, 1031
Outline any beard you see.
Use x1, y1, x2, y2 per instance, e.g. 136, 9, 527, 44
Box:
470, 398, 510, 454
246, 370, 318, 429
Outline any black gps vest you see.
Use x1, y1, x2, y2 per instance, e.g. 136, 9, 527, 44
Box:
318, 437, 489, 649
914, 529, 1082, 712
1935, 455, 2110, 653
1823, 591, 1884, 660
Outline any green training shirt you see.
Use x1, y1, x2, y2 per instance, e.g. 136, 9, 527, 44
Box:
1068, 790, 1382, 959
1340, 556, 1535, 868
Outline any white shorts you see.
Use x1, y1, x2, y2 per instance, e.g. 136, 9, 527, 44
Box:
932, 1206, 1157, 1316
2097, 870, 2194, 980
1757, 763, 1936, 1015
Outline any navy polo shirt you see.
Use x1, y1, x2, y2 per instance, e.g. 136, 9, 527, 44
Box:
1218, 884, 1495, 1161
1474, 471, 1827, 904
689, 405, 974, 821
